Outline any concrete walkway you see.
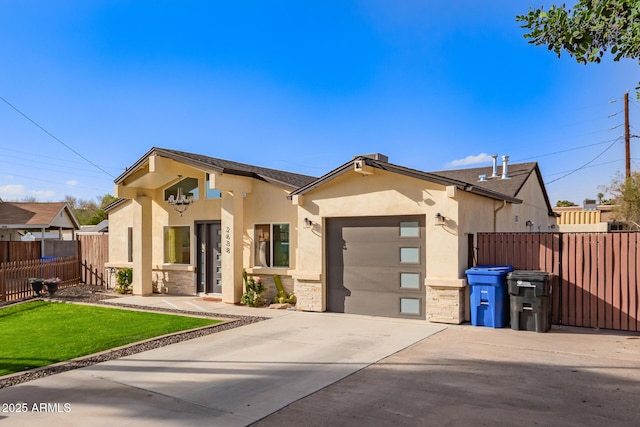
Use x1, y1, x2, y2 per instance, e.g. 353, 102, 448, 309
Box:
0, 296, 445, 426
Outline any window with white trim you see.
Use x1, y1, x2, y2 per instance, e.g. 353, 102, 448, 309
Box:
254, 223, 290, 268
164, 226, 190, 264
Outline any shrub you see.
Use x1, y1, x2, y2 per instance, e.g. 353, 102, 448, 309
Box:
240, 272, 266, 307
115, 268, 133, 294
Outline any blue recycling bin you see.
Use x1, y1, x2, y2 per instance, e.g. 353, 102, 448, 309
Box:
466, 265, 514, 328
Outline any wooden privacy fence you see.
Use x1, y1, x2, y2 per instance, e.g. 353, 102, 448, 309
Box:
474, 232, 640, 332
0, 241, 41, 263
77, 234, 109, 286
0, 256, 81, 302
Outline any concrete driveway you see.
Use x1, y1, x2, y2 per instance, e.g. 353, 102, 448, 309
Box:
0, 298, 444, 427
2, 296, 639, 426
256, 324, 640, 427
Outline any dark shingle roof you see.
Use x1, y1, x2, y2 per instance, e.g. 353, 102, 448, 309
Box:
116, 147, 318, 190
429, 162, 539, 199
291, 157, 554, 215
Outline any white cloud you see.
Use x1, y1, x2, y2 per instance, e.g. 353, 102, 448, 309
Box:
447, 153, 494, 167
30, 190, 56, 200
0, 184, 26, 200
66, 180, 78, 186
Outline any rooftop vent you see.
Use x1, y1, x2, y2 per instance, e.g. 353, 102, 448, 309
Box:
491, 154, 499, 178
501, 155, 510, 179
478, 174, 487, 181
353, 153, 389, 163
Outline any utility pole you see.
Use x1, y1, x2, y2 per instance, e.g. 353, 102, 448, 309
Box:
625, 92, 631, 178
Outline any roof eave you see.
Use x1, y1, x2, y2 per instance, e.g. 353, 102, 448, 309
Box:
292, 157, 522, 203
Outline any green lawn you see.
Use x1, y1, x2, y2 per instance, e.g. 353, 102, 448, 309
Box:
0, 301, 222, 376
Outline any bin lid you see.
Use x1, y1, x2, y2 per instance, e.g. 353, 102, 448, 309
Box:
465, 265, 514, 276
506, 270, 550, 280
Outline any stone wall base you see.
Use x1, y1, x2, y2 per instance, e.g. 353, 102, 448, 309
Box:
153, 269, 195, 295
426, 286, 464, 324
294, 280, 323, 312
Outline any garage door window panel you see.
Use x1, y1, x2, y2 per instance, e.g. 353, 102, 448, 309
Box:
400, 272, 421, 290
400, 298, 421, 315
399, 221, 420, 237
400, 247, 420, 264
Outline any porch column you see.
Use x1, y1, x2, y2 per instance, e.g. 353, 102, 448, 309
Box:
221, 190, 244, 303
132, 195, 153, 295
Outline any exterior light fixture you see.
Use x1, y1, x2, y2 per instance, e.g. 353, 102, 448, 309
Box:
435, 213, 446, 226
167, 175, 193, 216
303, 218, 313, 228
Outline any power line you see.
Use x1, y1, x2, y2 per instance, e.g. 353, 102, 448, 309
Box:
514, 138, 621, 162
0, 96, 115, 178
544, 158, 629, 176
546, 138, 621, 185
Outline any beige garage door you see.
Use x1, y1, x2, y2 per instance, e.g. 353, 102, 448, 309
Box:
326, 215, 426, 319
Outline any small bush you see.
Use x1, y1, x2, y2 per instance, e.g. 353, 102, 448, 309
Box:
241, 272, 266, 307
116, 268, 133, 294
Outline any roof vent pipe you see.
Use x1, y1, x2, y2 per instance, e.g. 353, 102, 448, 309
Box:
491, 154, 499, 178
501, 155, 509, 179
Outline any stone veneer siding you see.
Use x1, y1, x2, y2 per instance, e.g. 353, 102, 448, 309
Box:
153, 269, 195, 294
426, 286, 464, 324
294, 280, 323, 312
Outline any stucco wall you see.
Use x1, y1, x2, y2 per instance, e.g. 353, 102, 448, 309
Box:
110, 172, 299, 296
293, 168, 465, 314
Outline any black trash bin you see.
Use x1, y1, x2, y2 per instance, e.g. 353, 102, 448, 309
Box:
507, 271, 553, 333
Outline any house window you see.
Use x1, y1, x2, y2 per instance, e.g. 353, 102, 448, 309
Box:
164, 226, 190, 264
127, 227, 133, 262
164, 177, 199, 202
205, 174, 222, 199
254, 223, 290, 268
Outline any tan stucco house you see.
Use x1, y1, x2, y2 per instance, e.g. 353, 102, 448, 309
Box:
106, 148, 556, 324
553, 203, 625, 232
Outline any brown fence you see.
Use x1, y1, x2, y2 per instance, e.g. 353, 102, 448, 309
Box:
0, 241, 41, 263
0, 257, 81, 302
78, 234, 109, 286
475, 232, 640, 332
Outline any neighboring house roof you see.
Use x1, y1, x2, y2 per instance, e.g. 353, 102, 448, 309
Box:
77, 219, 109, 234
292, 156, 558, 214
0, 202, 80, 230
115, 147, 318, 191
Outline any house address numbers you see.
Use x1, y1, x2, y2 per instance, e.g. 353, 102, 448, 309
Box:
225, 226, 231, 254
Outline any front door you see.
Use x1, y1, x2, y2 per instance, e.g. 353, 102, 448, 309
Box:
196, 221, 222, 294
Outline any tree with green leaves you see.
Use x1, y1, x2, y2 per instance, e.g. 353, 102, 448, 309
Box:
517, 1, 640, 89
556, 200, 578, 207
65, 193, 117, 225
601, 171, 640, 229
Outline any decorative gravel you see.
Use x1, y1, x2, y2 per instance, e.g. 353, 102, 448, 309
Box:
0, 285, 267, 389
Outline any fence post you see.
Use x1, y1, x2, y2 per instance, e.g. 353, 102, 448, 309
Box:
467, 233, 475, 268
0, 263, 6, 302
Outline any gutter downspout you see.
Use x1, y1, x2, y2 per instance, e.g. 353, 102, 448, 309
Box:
493, 200, 506, 232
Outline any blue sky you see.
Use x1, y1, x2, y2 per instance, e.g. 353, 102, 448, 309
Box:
1, 0, 638, 205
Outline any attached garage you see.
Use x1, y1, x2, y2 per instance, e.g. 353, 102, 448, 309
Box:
326, 215, 426, 319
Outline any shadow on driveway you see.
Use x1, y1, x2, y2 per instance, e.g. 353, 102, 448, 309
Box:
254, 325, 640, 427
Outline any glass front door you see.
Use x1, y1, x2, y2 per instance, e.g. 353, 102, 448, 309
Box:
196, 221, 222, 294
